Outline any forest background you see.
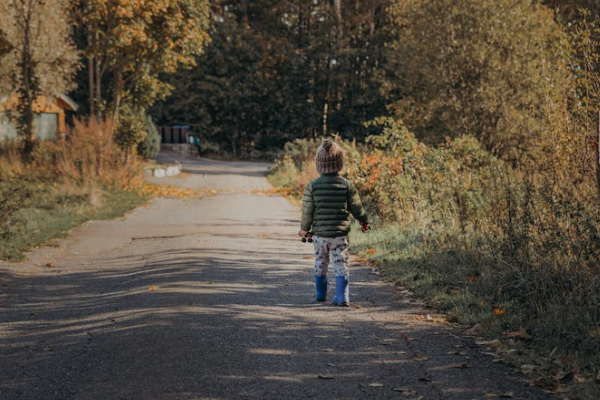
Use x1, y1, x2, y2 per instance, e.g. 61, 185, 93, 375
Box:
2, 0, 600, 398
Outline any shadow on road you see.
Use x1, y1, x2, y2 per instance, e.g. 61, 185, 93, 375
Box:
0, 242, 551, 400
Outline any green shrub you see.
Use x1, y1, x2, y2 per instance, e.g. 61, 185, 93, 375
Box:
115, 106, 147, 154
270, 118, 600, 393
138, 115, 161, 160
198, 140, 225, 156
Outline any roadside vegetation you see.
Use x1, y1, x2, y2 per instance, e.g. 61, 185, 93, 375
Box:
0, 0, 212, 261
0, 119, 201, 261
270, 118, 600, 398
0, 119, 146, 261
2, 0, 600, 396
268, 2, 600, 395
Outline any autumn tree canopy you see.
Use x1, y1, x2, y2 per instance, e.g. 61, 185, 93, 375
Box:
0, 0, 78, 158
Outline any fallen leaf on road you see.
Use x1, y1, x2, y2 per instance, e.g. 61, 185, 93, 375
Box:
368, 382, 384, 387
351, 304, 362, 309
520, 364, 537, 374
476, 339, 502, 348
464, 323, 483, 336
425, 314, 448, 323
393, 388, 417, 395
302, 256, 313, 259
317, 374, 333, 380
45, 262, 54, 268
493, 305, 506, 317
452, 362, 471, 369
148, 285, 158, 291
505, 327, 531, 340
447, 350, 468, 356
321, 348, 334, 353
403, 335, 417, 342
482, 352, 500, 358
414, 352, 429, 362
484, 392, 513, 398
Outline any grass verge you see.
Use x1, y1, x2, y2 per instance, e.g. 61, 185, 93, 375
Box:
349, 223, 600, 399
0, 181, 147, 261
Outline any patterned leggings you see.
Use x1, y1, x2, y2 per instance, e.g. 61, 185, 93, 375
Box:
313, 236, 350, 278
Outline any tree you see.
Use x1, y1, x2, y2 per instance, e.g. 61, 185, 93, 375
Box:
0, 0, 78, 159
72, 0, 211, 122
0, 29, 13, 94
385, 0, 565, 161
152, 0, 390, 156
152, 1, 306, 155
138, 115, 160, 160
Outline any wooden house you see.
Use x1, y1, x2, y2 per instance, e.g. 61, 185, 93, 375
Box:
0, 93, 78, 141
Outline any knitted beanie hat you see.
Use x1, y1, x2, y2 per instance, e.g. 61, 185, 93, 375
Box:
316, 139, 344, 174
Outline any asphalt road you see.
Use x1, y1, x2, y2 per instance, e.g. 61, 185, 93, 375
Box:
0, 154, 554, 400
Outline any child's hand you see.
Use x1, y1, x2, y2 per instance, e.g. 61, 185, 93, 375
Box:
298, 229, 309, 238
361, 222, 371, 232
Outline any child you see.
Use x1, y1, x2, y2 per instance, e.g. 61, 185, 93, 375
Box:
298, 139, 369, 306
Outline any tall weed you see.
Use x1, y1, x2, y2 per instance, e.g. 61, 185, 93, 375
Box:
270, 118, 600, 389
0, 118, 141, 187
55, 118, 140, 186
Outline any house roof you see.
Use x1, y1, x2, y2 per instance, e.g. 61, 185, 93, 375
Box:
0, 93, 78, 111
55, 93, 78, 111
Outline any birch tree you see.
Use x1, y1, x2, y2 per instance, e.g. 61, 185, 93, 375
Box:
0, 0, 78, 159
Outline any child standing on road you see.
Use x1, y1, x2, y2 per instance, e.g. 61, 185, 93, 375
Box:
298, 139, 369, 306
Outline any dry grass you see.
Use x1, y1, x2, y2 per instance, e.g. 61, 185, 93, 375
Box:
270, 134, 600, 399
55, 118, 141, 186
0, 118, 141, 187
0, 118, 151, 260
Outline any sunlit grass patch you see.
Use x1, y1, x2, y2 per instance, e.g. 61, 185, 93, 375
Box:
0, 181, 147, 261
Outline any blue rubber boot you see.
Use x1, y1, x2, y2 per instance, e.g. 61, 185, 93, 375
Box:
315, 275, 329, 302
332, 276, 349, 306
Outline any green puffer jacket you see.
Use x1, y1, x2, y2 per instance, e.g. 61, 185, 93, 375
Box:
301, 173, 368, 237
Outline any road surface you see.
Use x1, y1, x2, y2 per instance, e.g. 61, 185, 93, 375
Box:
0, 154, 553, 400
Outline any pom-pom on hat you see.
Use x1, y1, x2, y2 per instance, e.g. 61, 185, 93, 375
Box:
316, 139, 344, 174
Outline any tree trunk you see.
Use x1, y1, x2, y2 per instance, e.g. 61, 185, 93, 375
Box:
334, 0, 342, 27
87, 25, 95, 117
95, 55, 101, 119
19, 0, 36, 162
595, 109, 600, 210
112, 68, 123, 126
88, 55, 95, 117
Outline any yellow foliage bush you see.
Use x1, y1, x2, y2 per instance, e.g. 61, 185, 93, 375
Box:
0, 118, 141, 187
